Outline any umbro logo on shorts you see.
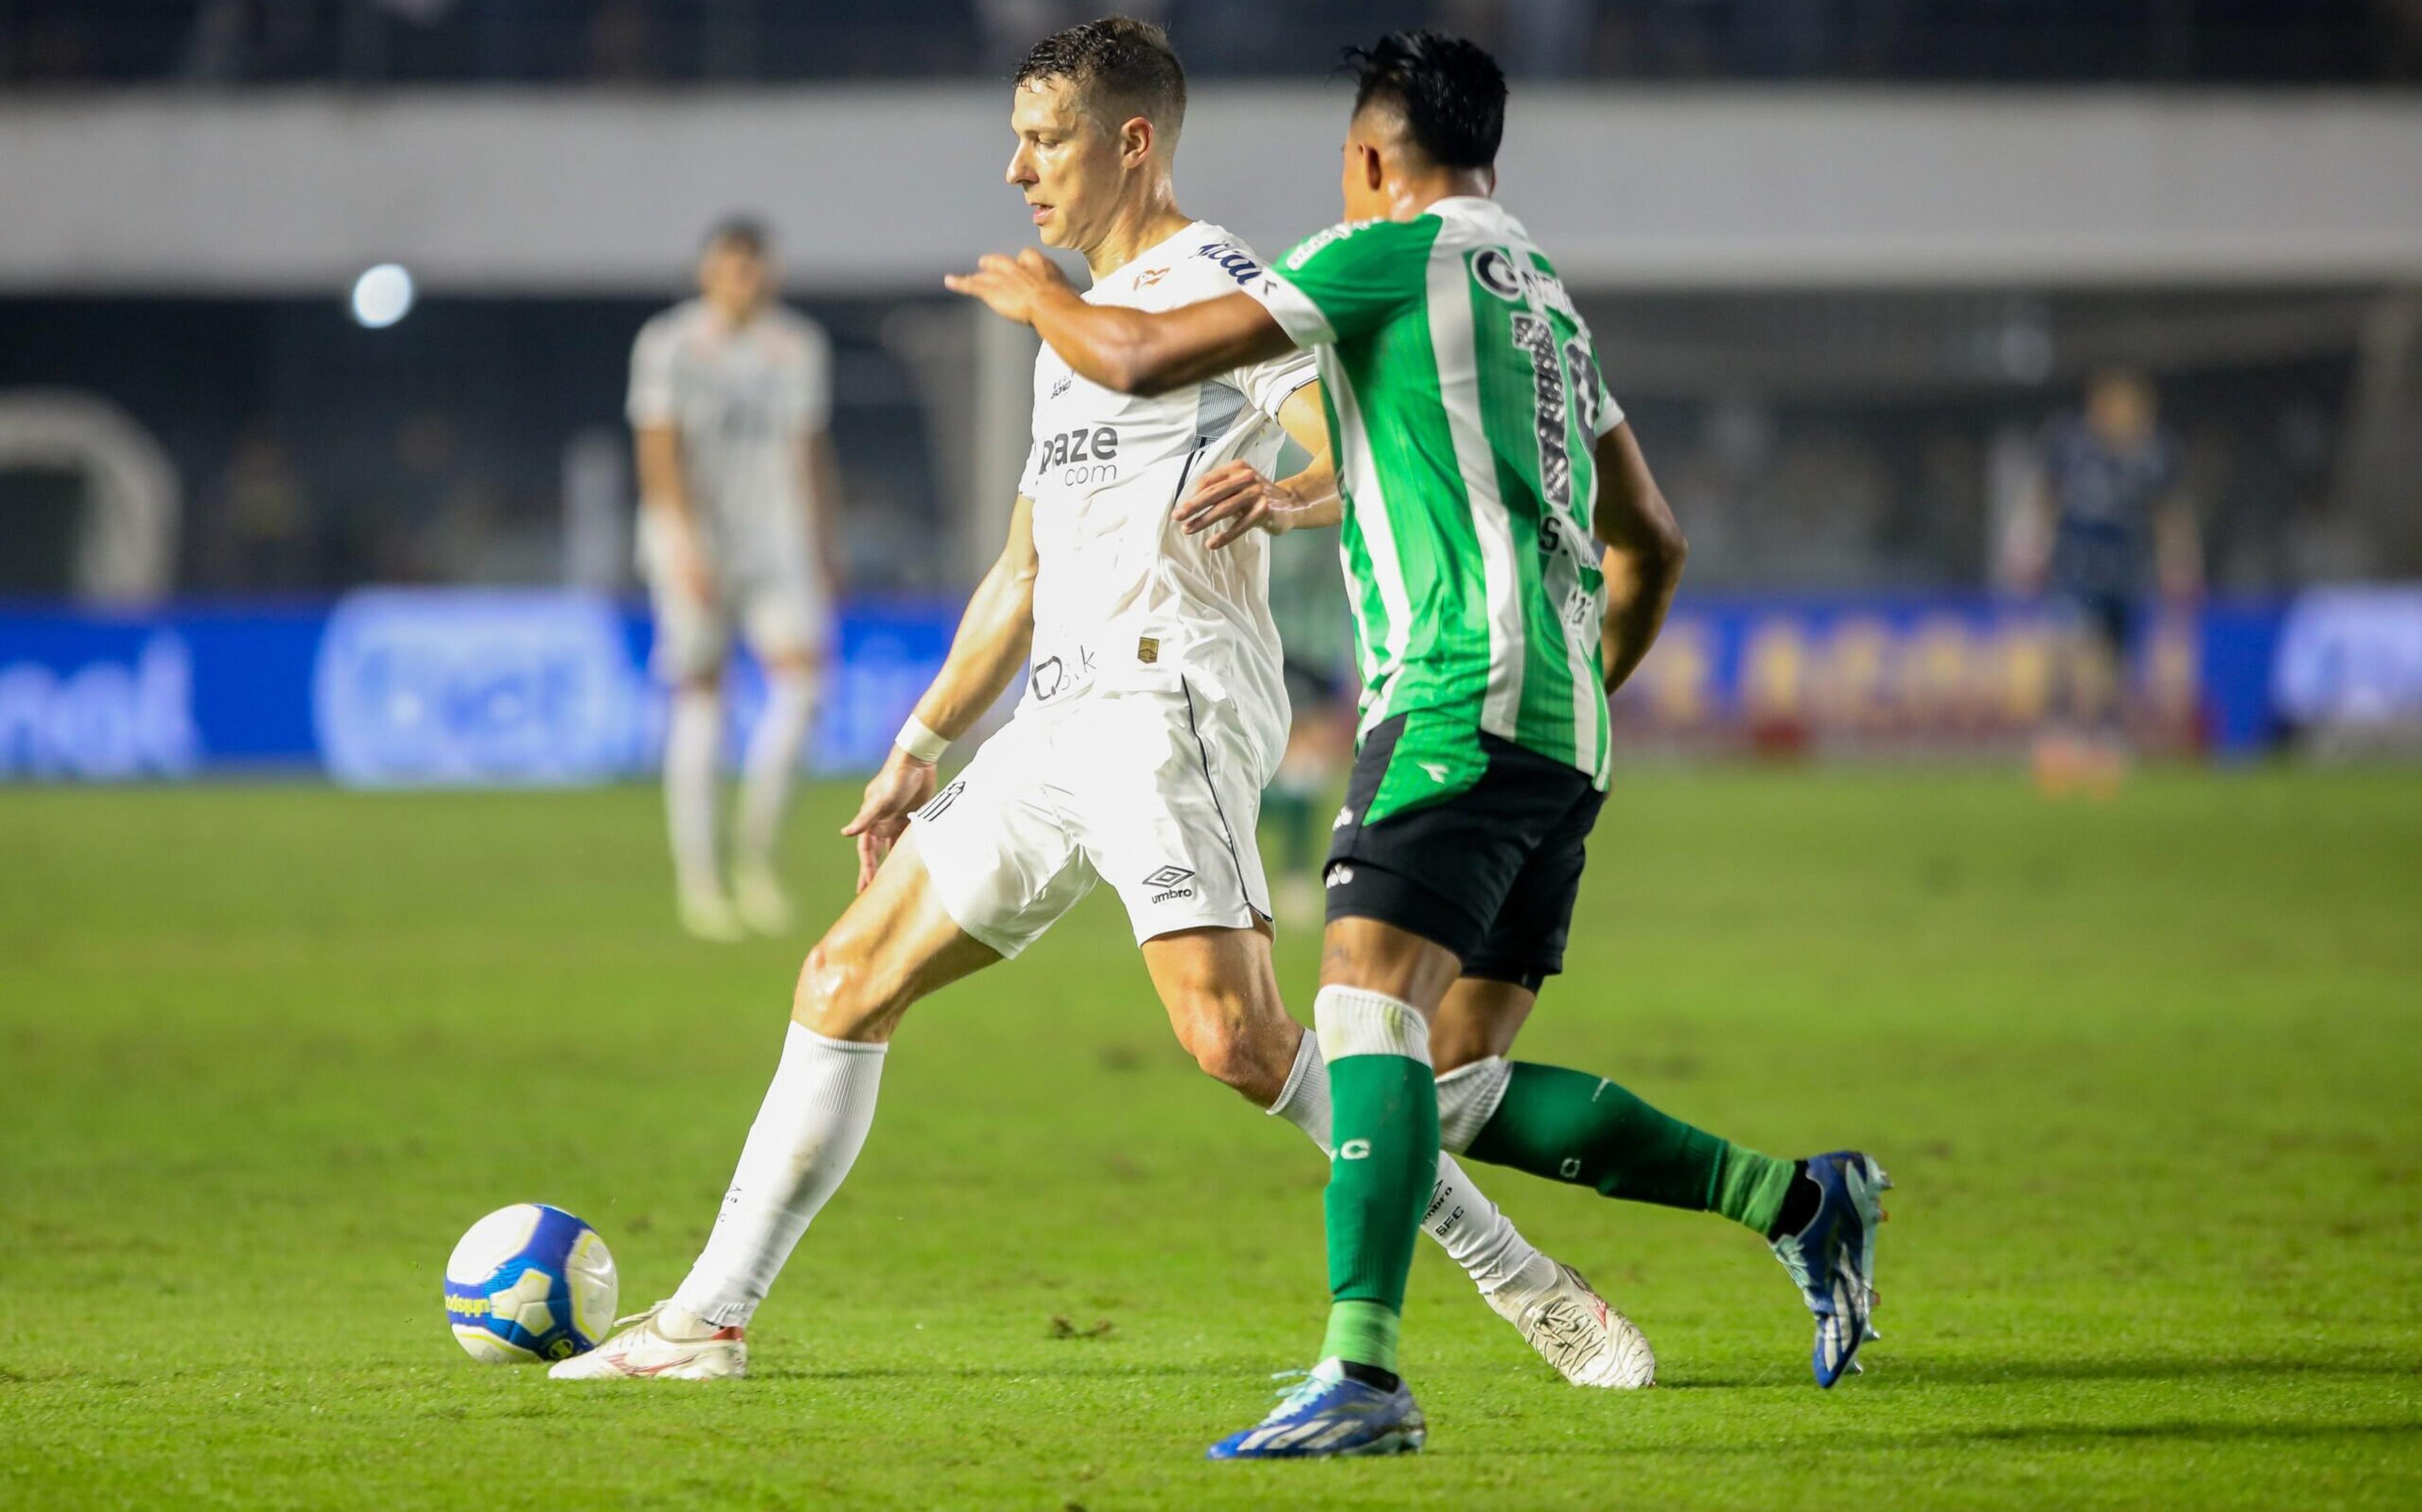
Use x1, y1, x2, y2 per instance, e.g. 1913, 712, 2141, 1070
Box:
916, 780, 967, 823
1143, 865, 1195, 904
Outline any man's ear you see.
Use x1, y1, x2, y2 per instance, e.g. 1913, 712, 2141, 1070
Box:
1121, 115, 1155, 168
1357, 141, 1386, 194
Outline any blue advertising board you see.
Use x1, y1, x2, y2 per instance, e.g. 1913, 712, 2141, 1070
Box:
0, 591, 959, 783
0, 588, 2333, 783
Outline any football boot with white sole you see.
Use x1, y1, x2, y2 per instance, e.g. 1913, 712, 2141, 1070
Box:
677, 889, 748, 944
1205, 1359, 1425, 1460
733, 866, 795, 936
1769, 1150, 1890, 1387
1489, 1262, 1656, 1388
547, 1301, 746, 1381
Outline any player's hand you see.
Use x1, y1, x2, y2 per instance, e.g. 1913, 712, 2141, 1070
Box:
841, 747, 939, 892
942, 248, 1071, 327
1178, 461, 1297, 550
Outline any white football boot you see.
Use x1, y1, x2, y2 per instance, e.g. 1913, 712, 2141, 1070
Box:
732, 865, 795, 936
1489, 1262, 1657, 1388
547, 1301, 747, 1381
677, 888, 748, 944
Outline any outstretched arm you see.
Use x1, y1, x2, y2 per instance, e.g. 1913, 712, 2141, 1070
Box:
841, 495, 1038, 888
1591, 422, 1688, 697
946, 249, 1297, 396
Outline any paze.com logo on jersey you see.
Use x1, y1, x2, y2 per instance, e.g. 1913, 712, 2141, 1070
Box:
1142, 864, 1195, 904
1038, 426, 1119, 486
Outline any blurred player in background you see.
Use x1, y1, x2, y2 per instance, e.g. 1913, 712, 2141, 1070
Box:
2022, 368, 2201, 794
557, 19, 1653, 1393
628, 218, 844, 939
1258, 523, 1357, 924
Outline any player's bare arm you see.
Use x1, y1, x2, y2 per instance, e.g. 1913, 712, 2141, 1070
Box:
2155, 493, 2203, 603
841, 494, 1039, 888
946, 249, 1295, 396
1591, 421, 1687, 696
802, 428, 846, 596
635, 422, 715, 605
1179, 382, 1342, 549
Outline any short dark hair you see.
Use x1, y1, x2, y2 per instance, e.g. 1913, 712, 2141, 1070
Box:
705, 215, 771, 257
1014, 16, 1187, 144
1343, 30, 1506, 170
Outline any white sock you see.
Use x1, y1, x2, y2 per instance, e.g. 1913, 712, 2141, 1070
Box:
664, 687, 723, 900
737, 673, 817, 875
1267, 1030, 1553, 1299
670, 1023, 887, 1327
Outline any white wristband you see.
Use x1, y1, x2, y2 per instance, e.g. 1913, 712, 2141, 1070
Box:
896, 714, 949, 765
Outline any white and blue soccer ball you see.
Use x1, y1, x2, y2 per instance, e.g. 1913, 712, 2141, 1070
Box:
444, 1204, 618, 1364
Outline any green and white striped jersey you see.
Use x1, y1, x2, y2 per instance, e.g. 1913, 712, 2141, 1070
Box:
1246, 197, 1625, 816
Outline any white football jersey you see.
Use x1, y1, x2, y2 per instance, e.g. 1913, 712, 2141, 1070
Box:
627, 298, 832, 567
1018, 220, 1318, 768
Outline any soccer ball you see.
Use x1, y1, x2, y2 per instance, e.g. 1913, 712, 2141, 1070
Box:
444, 1204, 618, 1363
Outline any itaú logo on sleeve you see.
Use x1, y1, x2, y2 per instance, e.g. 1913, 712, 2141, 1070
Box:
313, 590, 643, 788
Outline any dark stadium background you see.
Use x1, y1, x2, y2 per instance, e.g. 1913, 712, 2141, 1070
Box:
1, 7, 2417, 1509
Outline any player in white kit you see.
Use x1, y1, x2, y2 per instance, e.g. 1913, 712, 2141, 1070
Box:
556, 19, 1649, 1389
629, 219, 843, 940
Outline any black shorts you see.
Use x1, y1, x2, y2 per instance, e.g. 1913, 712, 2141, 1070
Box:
1323, 713, 1605, 992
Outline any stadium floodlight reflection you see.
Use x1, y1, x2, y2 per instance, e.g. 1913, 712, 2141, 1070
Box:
349, 264, 416, 329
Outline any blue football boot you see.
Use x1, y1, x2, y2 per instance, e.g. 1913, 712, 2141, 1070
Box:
1770, 1150, 1891, 1388
1205, 1360, 1426, 1460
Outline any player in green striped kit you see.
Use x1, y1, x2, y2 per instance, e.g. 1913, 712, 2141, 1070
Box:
951, 30, 1889, 1458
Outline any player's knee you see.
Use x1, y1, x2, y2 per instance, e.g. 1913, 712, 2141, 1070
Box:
792, 941, 899, 1043
1427, 1016, 1495, 1074
1179, 998, 1292, 1102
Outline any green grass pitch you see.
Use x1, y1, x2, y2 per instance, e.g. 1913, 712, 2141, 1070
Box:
3, 769, 2418, 1509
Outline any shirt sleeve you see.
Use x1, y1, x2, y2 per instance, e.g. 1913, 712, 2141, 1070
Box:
1229, 344, 1319, 420
626, 317, 677, 428
792, 318, 834, 434
1243, 217, 1437, 347
1568, 339, 1625, 439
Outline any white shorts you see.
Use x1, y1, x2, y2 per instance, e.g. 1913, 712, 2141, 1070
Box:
909, 682, 1276, 956
639, 511, 831, 683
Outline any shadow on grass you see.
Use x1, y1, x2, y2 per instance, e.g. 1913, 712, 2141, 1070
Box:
1892, 1355, 2422, 1387
747, 1362, 1216, 1383
1656, 1354, 2421, 1390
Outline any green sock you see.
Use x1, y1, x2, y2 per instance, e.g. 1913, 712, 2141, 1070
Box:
1466, 1062, 1791, 1235
1713, 1143, 1798, 1236
1315, 989, 1439, 1376
1318, 1301, 1400, 1376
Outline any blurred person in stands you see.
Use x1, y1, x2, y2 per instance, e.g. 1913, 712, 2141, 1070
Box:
207, 423, 310, 590
2019, 368, 2199, 794
629, 217, 845, 939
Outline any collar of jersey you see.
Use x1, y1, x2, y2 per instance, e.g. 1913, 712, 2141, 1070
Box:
1089, 219, 1214, 296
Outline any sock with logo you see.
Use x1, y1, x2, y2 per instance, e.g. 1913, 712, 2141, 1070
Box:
664, 685, 724, 904
1268, 1029, 1552, 1299
737, 670, 818, 876
1464, 1061, 1798, 1236
1312, 986, 1438, 1379
670, 1023, 887, 1326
